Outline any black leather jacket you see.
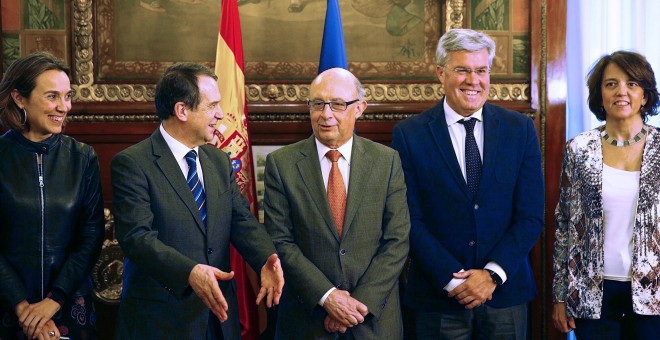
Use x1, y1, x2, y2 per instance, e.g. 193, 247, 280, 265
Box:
0, 130, 104, 311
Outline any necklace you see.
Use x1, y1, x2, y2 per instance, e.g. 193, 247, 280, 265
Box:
601, 126, 648, 147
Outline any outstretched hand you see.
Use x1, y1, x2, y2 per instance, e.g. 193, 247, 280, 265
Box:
189, 264, 234, 322
257, 253, 284, 307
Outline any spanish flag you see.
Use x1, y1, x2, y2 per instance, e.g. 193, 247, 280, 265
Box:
213, 0, 261, 338
319, 0, 348, 73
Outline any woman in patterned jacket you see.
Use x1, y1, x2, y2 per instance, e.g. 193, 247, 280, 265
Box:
553, 51, 660, 339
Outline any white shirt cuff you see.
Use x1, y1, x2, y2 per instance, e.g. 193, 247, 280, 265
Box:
443, 269, 465, 292
319, 287, 336, 306
484, 262, 507, 284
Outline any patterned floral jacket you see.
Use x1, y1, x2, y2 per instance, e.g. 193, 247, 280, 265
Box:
553, 125, 660, 318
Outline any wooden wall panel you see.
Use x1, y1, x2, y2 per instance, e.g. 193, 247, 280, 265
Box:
530, 0, 567, 339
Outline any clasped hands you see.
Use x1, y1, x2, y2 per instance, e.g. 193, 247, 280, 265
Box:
189, 253, 284, 323
447, 269, 496, 309
323, 289, 369, 334
15, 299, 61, 340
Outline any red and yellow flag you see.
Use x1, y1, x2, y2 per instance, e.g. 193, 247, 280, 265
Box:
213, 0, 261, 338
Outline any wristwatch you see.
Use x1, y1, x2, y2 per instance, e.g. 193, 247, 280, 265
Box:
485, 269, 503, 285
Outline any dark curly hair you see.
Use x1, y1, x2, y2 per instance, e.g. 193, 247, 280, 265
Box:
587, 51, 659, 122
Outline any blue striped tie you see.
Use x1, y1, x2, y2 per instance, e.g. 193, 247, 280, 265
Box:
185, 150, 207, 225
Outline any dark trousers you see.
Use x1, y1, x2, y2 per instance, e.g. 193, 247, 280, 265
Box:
415, 303, 527, 340
574, 280, 660, 340
207, 312, 224, 340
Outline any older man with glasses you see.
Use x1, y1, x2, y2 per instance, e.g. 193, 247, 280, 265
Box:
263, 67, 410, 339
392, 28, 544, 339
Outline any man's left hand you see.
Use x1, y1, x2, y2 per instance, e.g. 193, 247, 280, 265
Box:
257, 253, 284, 307
447, 269, 496, 309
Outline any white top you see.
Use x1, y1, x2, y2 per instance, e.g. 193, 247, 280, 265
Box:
602, 163, 639, 281
160, 124, 204, 187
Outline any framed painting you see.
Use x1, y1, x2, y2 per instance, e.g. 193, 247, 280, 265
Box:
96, 0, 437, 82
1, 0, 70, 70
68, 0, 530, 109
467, 0, 530, 78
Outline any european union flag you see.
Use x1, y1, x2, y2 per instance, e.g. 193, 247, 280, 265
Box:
318, 0, 347, 73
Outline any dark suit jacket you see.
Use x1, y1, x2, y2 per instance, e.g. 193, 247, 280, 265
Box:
392, 100, 544, 311
264, 135, 410, 339
111, 129, 276, 339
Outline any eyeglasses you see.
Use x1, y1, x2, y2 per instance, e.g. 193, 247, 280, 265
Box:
307, 99, 360, 112
445, 66, 491, 77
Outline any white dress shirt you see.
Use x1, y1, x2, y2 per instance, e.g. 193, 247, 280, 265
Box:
160, 124, 205, 187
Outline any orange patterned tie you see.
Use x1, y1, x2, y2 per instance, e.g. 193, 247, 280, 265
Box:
326, 150, 346, 237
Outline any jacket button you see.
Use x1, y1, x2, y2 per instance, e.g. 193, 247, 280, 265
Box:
468, 240, 476, 246
340, 249, 346, 255
474, 204, 479, 210
207, 248, 213, 255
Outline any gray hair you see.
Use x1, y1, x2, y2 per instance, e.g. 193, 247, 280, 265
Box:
354, 76, 365, 101
435, 29, 496, 67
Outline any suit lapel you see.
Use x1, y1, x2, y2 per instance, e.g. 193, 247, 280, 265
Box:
199, 146, 224, 238
428, 102, 471, 198
295, 136, 340, 241
479, 105, 501, 198
343, 136, 370, 238
151, 130, 207, 235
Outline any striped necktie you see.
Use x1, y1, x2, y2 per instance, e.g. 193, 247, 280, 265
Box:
185, 150, 207, 225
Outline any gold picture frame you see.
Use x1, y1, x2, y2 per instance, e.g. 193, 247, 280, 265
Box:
70, 0, 529, 118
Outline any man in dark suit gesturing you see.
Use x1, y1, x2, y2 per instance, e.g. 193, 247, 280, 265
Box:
111, 63, 283, 339
392, 29, 544, 339
264, 68, 410, 339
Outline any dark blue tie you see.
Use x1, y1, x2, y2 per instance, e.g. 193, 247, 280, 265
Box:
459, 118, 482, 196
185, 150, 207, 225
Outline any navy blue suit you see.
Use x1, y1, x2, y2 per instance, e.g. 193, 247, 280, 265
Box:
392, 100, 544, 311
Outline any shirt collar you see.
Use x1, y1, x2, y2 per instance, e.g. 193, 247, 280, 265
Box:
443, 99, 484, 126
160, 124, 199, 160
315, 136, 354, 165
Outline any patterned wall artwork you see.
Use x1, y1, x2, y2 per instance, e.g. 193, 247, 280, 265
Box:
469, 0, 530, 78
0, 0, 68, 73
